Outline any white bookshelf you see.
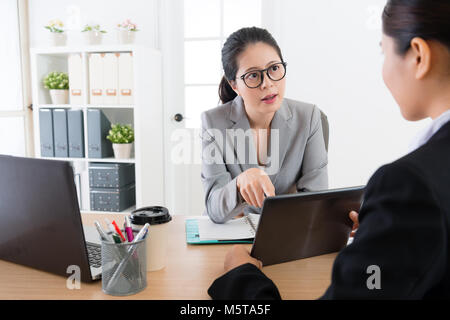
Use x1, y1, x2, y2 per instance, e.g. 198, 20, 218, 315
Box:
40, 156, 136, 164
37, 104, 135, 109
30, 45, 165, 214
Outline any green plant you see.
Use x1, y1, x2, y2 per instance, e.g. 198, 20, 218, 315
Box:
107, 124, 134, 144
44, 19, 64, 33
82, 24, 107, 33
43, 72, 69, 90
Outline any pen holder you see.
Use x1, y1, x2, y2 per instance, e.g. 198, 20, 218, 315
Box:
101, 236, 147, 296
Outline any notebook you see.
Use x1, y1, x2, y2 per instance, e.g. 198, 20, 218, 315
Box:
185, 214, 260, 244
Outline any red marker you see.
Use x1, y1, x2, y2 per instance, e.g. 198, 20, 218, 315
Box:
112, 220, 127, 242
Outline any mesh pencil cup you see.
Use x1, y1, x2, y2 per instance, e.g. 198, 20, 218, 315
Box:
101, 235, 147, 296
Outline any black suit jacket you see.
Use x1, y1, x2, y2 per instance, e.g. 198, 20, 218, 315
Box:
208, 121, 450, 300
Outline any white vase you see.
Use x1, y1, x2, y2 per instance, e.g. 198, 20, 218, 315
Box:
117, 29, 136, 44
49, 32, 66, 46
83, 31, 103, 45
112, 143, 133, 159
49, 89, 69, 104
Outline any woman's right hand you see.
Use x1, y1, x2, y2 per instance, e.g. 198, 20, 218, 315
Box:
236, 168, 275, 208
349, 211, 359, 237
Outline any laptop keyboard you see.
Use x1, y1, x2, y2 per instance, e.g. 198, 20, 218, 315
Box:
86, 243, 102, 268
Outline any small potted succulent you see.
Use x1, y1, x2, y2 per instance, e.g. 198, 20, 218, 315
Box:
43, 71, 69, 104
106, 124, 134, 159
117, 19, 139, 44
82, 24, 107, 45
44, 19, 66, 46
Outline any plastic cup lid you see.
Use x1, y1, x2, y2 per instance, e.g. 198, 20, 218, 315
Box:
130, 206, 172, 225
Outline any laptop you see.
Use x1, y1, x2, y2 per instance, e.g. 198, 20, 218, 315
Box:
0, 155, 102, 282
251, 186, 365, 266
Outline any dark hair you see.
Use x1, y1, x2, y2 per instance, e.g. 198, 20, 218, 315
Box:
219, 27, 284, 104
382, 0, 450, 55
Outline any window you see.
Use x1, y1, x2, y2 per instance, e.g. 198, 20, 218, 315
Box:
183, 0, 262, 128
0, 0, 32, 156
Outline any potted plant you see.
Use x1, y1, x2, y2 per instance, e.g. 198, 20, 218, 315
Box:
44, 19, 66, 46
106, 124, 134, 159
117, 19, 139, 44
82, 24, 107, 45
43, 72, 69, 104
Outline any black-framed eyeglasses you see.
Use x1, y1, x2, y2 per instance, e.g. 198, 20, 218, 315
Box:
238, 62, 287, 89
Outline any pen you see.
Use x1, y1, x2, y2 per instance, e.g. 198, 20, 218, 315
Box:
111, 234, 122, 244
94, 221, 113, 243
104, 218, 123, 243
112, 220, 127, 242
124, 216, 134, 242
133, 223, 150, 242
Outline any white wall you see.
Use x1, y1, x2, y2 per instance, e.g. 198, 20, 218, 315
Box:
27, 0, 159, 48
267, 0, 430, 188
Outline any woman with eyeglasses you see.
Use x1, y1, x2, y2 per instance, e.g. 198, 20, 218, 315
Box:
201, 27, 329, 223
208, 0, 450, 299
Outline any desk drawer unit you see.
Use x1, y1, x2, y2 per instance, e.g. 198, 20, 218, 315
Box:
89, 163, 135, 188
90, 184, 136, 212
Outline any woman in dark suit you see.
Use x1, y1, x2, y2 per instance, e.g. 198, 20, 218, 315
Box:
208, 0, 450, 299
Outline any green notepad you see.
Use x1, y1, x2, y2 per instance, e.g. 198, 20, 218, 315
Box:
185, 217, 257, 245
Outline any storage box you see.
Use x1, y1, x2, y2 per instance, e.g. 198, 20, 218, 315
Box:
118, 52, 134, 105
68, 53, 84, 105
103, 53, 119, 105
90, 183, 136, 212
89, 53, 104, 104
89, 162, 135, 188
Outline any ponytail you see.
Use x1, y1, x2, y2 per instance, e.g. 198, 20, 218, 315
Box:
218, 76, 237, 104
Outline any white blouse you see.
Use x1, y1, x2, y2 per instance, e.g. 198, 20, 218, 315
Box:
409, 109, 450, 152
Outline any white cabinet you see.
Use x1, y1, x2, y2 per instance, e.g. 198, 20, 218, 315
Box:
30, 45, 165, 214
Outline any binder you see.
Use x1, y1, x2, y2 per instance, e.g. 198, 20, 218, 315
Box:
118, 52, 134, 105
39, 108, 55, 157
67, 109, 85, 158
53, 109, 69, 158
68, 53, 84, 105
89, 53, 104, 105
103, 53, 119, 105
185, 214, 259, 244
87, 109, 113, 158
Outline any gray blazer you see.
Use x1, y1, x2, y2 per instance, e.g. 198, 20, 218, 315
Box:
201, 96, 328, 223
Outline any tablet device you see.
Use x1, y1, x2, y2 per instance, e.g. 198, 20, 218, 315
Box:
251, 186, 365, 266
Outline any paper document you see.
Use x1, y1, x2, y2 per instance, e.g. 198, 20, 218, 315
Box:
197, 214, 260, 241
